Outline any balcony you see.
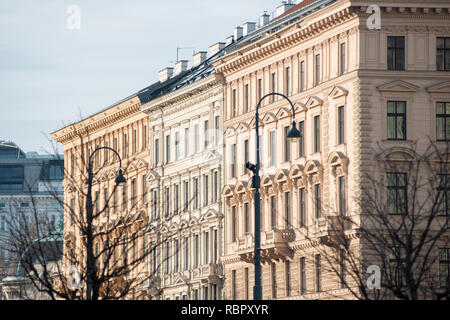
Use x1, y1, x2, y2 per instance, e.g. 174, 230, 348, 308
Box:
313, 215, 353, 247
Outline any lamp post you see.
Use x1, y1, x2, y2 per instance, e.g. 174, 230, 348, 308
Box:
85, 146, 126, 300
245, 92, 301, 300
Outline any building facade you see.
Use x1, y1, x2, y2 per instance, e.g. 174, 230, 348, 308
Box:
213, 0, 450, 300
141, 51, 226, 300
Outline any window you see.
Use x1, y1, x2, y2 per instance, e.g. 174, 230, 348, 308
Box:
300, 257, 306, 294
131, 179, 136, 208
231, 206, 237, 242
285, 191, 291, 228
165, 135, 170, 163
314, 115, 321, 153
257, 78, 262, 102
387, 173, 407, 215
203, 174, 209, 206
184, 128, 190, 157
184, 237, 189, 270
389, 247, 406, 287
437, 174, 450, 216
194, 234, 199, 268
0, 165, 24, 191
437, 37, 450, 71
142, 174, 147, 204
244, 267, 249, 300
270, 195, 276, 229
165, 242, 170, 274
338, 106, 345, 144
231, 143, 236, 178
213, 229, 218, 263
244, 203, 250, 234
174, 184, 179, 214
0, 216, 6, 231
436, 102, 450, 141
315, 184, 321, 219
232, 89, 237, 118
204, 120, 209, 149
270, 130, 276, 166
194, 178, 199, 210
165, 186, 170, 217
213, 171, 218, 203
232, 270, 237, 300
154, 138, 159, 165
271, 72, 276, 100
340, 42, 346, 75
203, 286, 209, 300
244, 84, 249, 113
285, 67, 290, 96
152, 189, 158, 219
49, 164, 64, 180
283, 126, 291, 162
271, 263, 277, 298
299, 188, 306, 227
315, 254, 321, 292
244, 139, 249, 174
300, 60, 305, 92
215, 116, 220, 146
132, 128, 137, 154
184, 181, 189, 212
315, 54, 321, 85
285, 261, 291, 297
387, 101, 406, 140
194, 124, 199, 154
340, 249, 346, 288
439, 248, 450, 288
204, 231, 209, 264
143, 124, 147, 150
122, 184, 127, 211
123, 132, 128, 158
387, 36, 405, 70
175, 132, 180, 161
298, 121, 305, 158
335, 176, 345, 216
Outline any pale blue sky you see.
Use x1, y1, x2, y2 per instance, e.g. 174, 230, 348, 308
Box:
0, 0, 281, 154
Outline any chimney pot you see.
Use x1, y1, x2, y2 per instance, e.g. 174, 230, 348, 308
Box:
175, 60, 188, 75
209, 42, 225, 57
234, 26, 243, 41
260, 12, 270, 26
193, 51, 207, 66
243, 22, 256, 36
159, 67, 174, 83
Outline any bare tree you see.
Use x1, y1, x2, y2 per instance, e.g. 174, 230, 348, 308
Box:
306, 140, 450, 300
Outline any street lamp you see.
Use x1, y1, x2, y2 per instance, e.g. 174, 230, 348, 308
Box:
245, 92, 301, 300
85, 146, 126, 300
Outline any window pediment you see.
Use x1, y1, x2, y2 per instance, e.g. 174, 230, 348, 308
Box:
377, 80, 419, 93
427, 81, 450, 94
329, 86, 348, 99
305, 96, 323, 110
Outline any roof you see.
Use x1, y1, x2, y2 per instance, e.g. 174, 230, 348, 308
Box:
272, 0, 319, 22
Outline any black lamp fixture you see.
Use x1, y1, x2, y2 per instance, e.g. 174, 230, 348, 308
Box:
114, 168, 127, 185
286, 121, 301, 140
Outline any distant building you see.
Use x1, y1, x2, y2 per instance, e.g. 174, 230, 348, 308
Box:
0, 140, 64, 280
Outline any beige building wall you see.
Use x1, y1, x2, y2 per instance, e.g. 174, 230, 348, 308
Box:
213, 0, 450, 300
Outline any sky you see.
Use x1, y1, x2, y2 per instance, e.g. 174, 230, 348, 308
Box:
0, 0, 283, 155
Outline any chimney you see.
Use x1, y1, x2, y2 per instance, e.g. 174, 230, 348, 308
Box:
175, 60, 188, 75
276, 1, 295, 17
234, 26, 243, 41
209, 42, 225, 57
193, 51, 207, 66
260, 12, 270, 26
158, 67, 174, 83
243, 22, 256, 36
226, 35, 234, 45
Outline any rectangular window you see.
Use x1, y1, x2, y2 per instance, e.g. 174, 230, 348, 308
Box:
184, 181, 189, 212
214, 229, 218, 263
284, 126, 291, 162
232, 206, 237, 242
175, 132, 180, 161
174, 239, 179, 272
387, 36, 405, 70
184, 237, 189, 270
437, 37, 450, 71
340, 42, 346, 75
270, 195, 276, 229
270, 130, 276, 166
339, 176, 346, 216
194, 178, 199, 210
204, 120, 209, 149
338, 106, 345, 145
165, 186, 170, 217
165, 242, 170, 274
122, 133, 128, 158
122, 184, 127, 211
315, 254, 321, 292
244, 84, 249, 113
298, 121, 305, 158
154, 138, 159, 165
232, 89, 237, 118
231, 143, 236, 178
300, 257, 306, 294
194, 234, 199, 268
390, 247, 407, 287
340, 249, 346, 288
300, 60, 305, 92
387, 173, 407, 215
286, 261, 291, 297
285, 67, 290, 96
315, 184, 321, 219
299, 188, 306, 227
131, 178, 136, 208
315, 54, 321, 86
232, 270, 237, 300
165, 134, 170, 164
174, 184, 179, 214
204, 231, 209, 264
203, 174, 209, 206
244, 202, 250, 234
152, 189, 158, 219
142, 174, 147, 204
271, 263, 277, 299
213, 171, 218, 203
244, 139, 249, 174
436, 102, 450, 141
215, 116, 220, 146
194, 124, 199, 154
437, 174, 450, 216
439, 248, 450, 288
314, 115, 321, 153
184, 128, 190, 157
271, 72, 276, 99
258, 78, 262, 102
143, 124, 147, 150
132, 128, 137, 154
285, 191, 291, 229
244, 267, 249, 300
387, 101, 407, 140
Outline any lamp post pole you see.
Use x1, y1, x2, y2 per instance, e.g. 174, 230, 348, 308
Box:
246, 92, 301, 300
85, 146, 126, 300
